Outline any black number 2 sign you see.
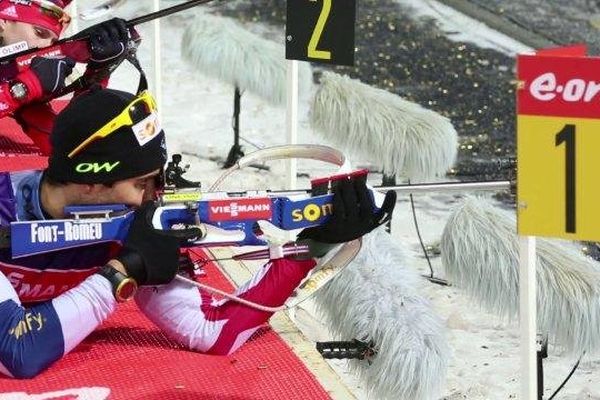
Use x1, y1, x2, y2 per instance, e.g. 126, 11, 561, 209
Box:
286, 0, 357, 66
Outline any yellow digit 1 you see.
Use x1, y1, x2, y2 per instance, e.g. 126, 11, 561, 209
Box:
308, 0, 332, 60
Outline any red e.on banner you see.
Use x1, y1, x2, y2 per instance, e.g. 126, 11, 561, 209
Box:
518, 52, 600, 119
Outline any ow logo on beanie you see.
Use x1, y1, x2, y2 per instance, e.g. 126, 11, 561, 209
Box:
75, 161, 121, 174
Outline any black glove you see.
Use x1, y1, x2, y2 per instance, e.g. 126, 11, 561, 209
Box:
117, 201, 203, 285
297, 178, 396, 244
83, 18, 129, 69
29, 56, 76, 95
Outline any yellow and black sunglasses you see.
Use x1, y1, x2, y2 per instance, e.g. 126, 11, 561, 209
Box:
68, 90, 158, 159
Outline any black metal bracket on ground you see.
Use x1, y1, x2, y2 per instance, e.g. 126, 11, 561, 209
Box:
316, 339, 376, 360
425, 275, 451, 286
537, 333, 548, 400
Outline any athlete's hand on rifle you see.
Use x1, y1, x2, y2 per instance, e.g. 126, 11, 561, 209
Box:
83, 18, 129, 69
114, 201, 203, 285
298, 177, 396, 244
14, 56, 75, 100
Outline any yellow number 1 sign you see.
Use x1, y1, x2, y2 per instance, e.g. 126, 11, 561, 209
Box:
517, 53, 600, 241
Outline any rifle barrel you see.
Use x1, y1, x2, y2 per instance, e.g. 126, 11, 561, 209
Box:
374, 180, 513, 194
249, 179, 514, 197
127, 0, 216, 26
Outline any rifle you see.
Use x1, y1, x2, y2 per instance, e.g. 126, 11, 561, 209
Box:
9, 166, 370, 311
0, 0, 217, 95
10, 168, 375, 258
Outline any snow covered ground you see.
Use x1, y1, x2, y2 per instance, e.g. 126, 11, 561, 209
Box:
72, 0, 600, 398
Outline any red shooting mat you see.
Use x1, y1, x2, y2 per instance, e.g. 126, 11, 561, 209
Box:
0, 117, 47, 171
0, 250, 330, 400
0, 110, 331, 398
0, 100, 70, 171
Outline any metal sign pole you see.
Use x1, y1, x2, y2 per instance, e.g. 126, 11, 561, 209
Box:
152, 0, 162, 117
519, 235, 538, 399
285, 59, 299, 191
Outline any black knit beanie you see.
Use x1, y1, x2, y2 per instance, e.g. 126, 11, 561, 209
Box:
47, 88, 167, 184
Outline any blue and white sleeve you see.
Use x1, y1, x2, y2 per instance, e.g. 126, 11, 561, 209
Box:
0, 273, 116, 379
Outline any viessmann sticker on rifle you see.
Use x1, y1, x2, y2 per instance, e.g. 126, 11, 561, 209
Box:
208, 198, 272, 221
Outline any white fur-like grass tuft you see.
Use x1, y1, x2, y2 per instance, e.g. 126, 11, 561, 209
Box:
182, 12, 312, 106
315, 228, 450, 399
310, 71, 457, 181
441, 196, 600, 354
